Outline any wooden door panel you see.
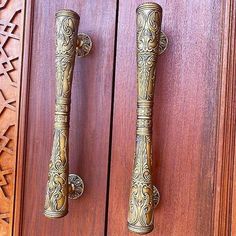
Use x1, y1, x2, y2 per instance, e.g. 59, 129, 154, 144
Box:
108, 0, 222, 235
21, 0, 116, 235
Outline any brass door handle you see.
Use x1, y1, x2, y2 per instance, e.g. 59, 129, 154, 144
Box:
44, 9, 92, 219
127, 3, 168, 234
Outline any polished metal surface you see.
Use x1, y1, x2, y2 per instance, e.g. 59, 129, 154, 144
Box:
127, 3, 167, 234
153, 186, 160, 208
44, 9, 91, 219
68, 174, 84, 200
77, 33, 92, 57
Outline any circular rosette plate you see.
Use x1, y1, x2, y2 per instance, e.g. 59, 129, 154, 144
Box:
68, 174, 84, 199
153, 185, 160, 208
76, 33, 92, 57
158, 31, 168, 55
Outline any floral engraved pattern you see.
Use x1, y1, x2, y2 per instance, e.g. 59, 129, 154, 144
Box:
44, 10, 79, 218
128, 3, 162, 234
0, 0, 22, 235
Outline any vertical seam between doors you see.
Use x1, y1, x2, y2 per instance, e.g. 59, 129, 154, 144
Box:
104, 0, 120, 235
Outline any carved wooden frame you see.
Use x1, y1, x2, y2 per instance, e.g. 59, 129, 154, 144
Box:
0, 0, 25, 235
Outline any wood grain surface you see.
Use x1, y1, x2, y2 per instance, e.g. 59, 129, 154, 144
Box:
20, 0, 116, 235
214, 0, 236, 235
108, 0, 223, 235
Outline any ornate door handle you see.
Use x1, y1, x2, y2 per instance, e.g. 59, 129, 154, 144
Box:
44, 9, 92, 219
127, 3, 168, 234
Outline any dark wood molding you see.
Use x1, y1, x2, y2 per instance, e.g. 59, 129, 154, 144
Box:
13, 0, 35, 235
213, 0, 236, 235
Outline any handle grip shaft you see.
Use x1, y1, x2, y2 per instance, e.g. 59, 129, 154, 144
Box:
128, 3, 162, 234
44, 10, 79, 218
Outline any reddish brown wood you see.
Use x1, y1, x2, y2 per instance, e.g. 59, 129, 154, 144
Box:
213, 0, 236, 234
108, 0, 223, 235
232, 145, 236, 235
13, 1, 35, 235
20, 0, 116, 235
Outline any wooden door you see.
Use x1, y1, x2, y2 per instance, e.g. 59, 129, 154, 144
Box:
107, 1, 236, 235
0, 0, 235, 236
0, 0, 117, 235
108, 0, 223, 235
20, 1, 117, 235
